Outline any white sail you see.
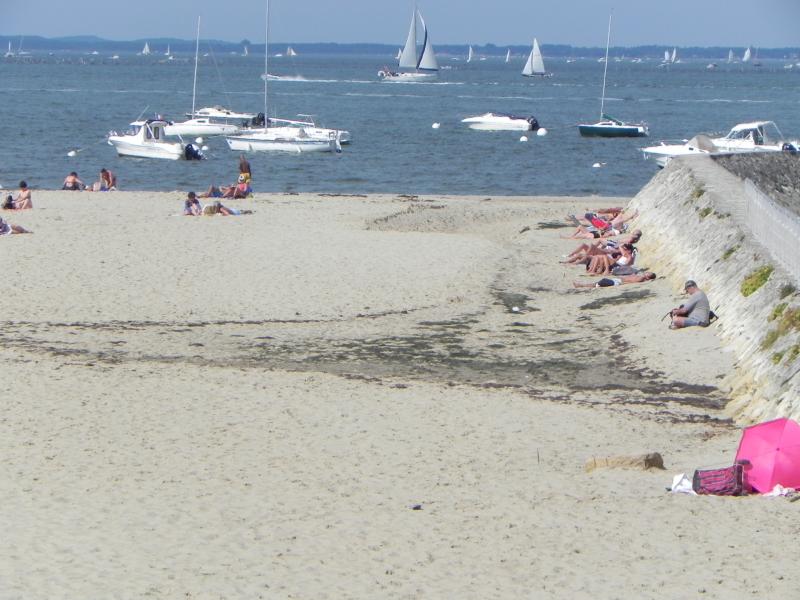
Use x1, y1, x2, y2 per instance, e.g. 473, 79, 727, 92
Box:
727, 49, 734, 63
670, 47, 677, 63
395, 48, 402, 60
398, 9, 418, 69
505, 48, 511, 63
522, 38, 545, 76
742, 46, 752, 62
416, 12, 438, 71
467, 45, 474, 63
663, 50, 670, 62
243, 45, 249, 56
142, 42, 151, 55
165, 45, 171, 56
287, 46, 297, 56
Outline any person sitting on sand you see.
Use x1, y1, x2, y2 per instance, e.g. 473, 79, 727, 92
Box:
9, 181, 33, 209
573, 271, 656, 288
62, 172, 85, 191
563, 230, 642, 264
199, 185, 224, 199
585, 243, 637, 275
95, 168, 117, 191
183, 192, 202, 216
0, 216, 32, 235
239, 154, 252, 184
669, 280, 711, 329
220, 175, 251, 199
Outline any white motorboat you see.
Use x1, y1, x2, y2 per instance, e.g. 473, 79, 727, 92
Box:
108, 119, 203, 160
378, 7, 438, 81
642, 121, 799, 167
164, 18, 244, 138
461, 112, 540, 131
270, 115, 351, 144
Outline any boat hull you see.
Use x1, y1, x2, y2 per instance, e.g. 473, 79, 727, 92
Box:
378, 70, 436, 82
107, 137, 185, 160
164, 121, 240, 137
578, 123, 648, 138
225, 133, 336, 153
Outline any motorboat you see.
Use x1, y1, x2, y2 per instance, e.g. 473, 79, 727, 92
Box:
461, 112, 540, 131
108, 119, 204, 160
577, 15, 648, 138
641, 121, 799, 168
379, 7, 438, 81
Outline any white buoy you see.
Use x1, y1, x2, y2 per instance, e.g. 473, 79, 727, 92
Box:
67, 150, 77, 157
512, 306, 520, 312
195, 137, 204, 144
201, 145, 209, 152
536, 128, 548, 136
519, 135, 528, 142
432, 122, 440, 129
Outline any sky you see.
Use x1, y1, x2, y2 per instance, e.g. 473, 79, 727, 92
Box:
2, 0, 799, 47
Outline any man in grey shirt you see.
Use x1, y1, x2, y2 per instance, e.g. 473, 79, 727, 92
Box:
670, 280, 710, 329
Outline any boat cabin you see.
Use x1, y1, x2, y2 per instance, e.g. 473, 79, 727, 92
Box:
128, 119, 169, 141
723, 121, 782, 146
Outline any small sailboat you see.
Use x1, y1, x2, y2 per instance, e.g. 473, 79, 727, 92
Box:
164, 45, 171, 57
522, 38, 550, 77
671, 47, 678, 63
467, 45, 474, 63
577, 14, 647, 138
378, 7, 438, 81
742, 46, 752, 63
141, 42, 151, 56
4, 41, 14, 58
505, 48, 511, 63
286, 46, 297, 57
395, 48, 402, 60
243, 45, 249, 57
662, 50, 670, 63
727, 49, 735, 63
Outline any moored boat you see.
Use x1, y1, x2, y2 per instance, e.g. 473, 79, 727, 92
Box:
108, 119, 203, 160
461, 112, 540, 131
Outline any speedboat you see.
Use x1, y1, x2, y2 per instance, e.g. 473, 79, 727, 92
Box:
642, 121, 799, 167
108, 119, 203, 160
461, 112, 540, 131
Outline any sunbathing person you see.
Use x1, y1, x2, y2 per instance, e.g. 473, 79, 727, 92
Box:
62, 172, 85, 191
199, 185, 224, 199
564, 230, 642, 262
573, 271, 656, 288
565, 210, 639, 239
201, 201, 253, 216
584, 243, 637, 275
0, 217, 32, 235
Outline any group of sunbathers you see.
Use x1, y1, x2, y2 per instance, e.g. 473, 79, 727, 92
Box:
560, 207, 656, 288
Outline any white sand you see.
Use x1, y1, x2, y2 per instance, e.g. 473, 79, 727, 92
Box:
1, 191, 796, 599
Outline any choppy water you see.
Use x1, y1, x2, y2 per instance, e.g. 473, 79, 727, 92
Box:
0, 53, 797, 195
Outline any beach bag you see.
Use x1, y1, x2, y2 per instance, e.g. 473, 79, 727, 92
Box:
692, 463, 746, 496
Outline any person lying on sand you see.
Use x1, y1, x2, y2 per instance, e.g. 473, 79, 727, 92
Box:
0, 217, 32, 235
573, 271, 655, 288
201, 201, 253, 216
563, 210, 639, 239
563, 230, 642, 263
584, 243, 637, 275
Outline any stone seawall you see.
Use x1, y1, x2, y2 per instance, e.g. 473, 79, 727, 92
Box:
628, 155, 800, 423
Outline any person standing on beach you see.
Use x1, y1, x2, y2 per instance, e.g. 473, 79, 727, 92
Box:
669, 280, 710, 328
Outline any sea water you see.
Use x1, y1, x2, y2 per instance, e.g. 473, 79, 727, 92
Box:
0, 53, 796, 196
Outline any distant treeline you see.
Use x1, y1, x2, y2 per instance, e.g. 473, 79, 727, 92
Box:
2, 36, 798, 59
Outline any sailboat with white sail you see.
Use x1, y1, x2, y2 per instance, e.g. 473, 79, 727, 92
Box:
727, 49, 735, 63
4, 42, 14, 58
671, 47, 679, 63
742, 46, 752, 63
522, 38, 551, 77
505, 48, 511, 63
140, 42, 151, 56
286, 46, 297, 57
467, 45, 474, 63
577, 14, 647, 138
225, 3, 343, 152
164, 18, 243, 137
662, 49, 670, 63
378, 7, 438, 81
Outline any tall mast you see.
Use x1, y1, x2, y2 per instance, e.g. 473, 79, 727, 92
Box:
191, 16, 200, 118
264, 2, 269, 121
600, 13, 612, 119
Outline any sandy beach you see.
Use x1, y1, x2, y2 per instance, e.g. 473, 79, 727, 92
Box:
1, 190, 798, 599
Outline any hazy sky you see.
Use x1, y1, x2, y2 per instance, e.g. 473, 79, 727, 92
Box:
3, 0, 799, 47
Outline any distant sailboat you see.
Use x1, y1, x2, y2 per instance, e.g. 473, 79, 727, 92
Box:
505, 48, 511, 63
141, 42, 151, 56
243, 45, 249, 56
395, 48, 402, 60
164, 45, 171, 56
727, 49, 735, 63
378, 7, 438, 81
578, 13, 648, 138
4, 41, 14, 58
467, 45, 474, 63
663, 49, 670, 63
286, 46, 297, 57
670, 47, 678, 63
522, 38, 549, 77
742, 46, 752, 63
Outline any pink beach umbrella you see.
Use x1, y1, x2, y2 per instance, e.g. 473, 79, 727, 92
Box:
735, 418, 800, 493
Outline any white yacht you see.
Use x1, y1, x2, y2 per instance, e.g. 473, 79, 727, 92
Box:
461, 112, 540, 131
108, 119, 203, 160
642, 121, 799, 167
522, 38, 550, 77
378, 8, 438, 81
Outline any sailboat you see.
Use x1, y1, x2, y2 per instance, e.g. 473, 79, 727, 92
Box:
671, 47, 679, 63
662, 49, 670, 63
140, 42, 151, 56
4, 42, 14, 58
395, 48, 402, 60
467, 45, 474, 63
577, 14, 648, 138
164, 45, 171, 57
164, 18, 244, 138
378, 7, 438, 81
727, 49, 735, 63
742, 47, 752, 63
286, 46, 297, 57
522, 38, 550, 77
225, 3, 343, 152
243, 45, 249, 57
505, 48, 511, 63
